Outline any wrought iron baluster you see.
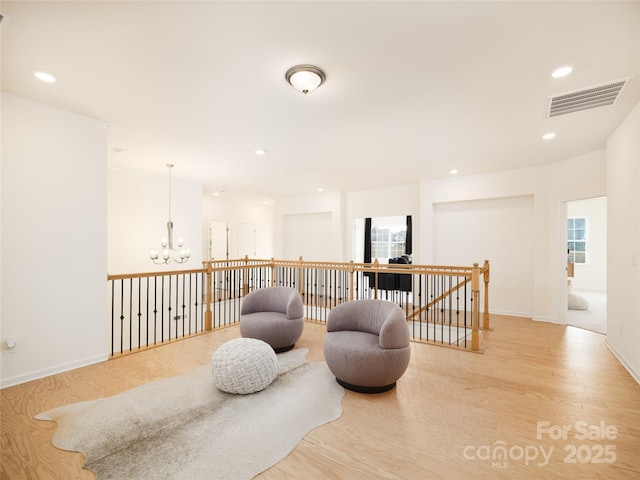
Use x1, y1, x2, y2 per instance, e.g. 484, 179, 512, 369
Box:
128, 278, 133, 352
137, 277, 142, 349
146, 277, 150, 348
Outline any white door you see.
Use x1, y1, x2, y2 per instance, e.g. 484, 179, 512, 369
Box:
239, 223, 256, 258
209, 220, 229, 260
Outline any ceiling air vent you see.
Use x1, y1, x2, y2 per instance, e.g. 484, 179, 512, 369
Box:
545, 76, 634, 118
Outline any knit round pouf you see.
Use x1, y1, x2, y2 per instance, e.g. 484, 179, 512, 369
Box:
212, 338, 278, 394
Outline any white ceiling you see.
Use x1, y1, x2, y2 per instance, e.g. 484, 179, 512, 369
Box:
2, 1, 639, 200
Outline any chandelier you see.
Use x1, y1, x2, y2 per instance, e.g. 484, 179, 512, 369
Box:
149, 164, 191, 265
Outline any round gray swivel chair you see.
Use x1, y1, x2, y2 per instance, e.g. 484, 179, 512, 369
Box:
323, 299, 411, 393
240, 286, 304, 353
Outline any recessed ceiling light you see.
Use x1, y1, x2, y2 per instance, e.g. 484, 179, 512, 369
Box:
255, 149, 267, 156
551, 66, 573, 78
317, 187, 324, 192
542, 132, 556, 140
34, 71, 56, 83
449, 169, 459, 175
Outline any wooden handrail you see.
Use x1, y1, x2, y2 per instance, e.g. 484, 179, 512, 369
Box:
108, 268, 204, 281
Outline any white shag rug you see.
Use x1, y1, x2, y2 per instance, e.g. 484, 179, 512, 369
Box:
35, 349, 344, 480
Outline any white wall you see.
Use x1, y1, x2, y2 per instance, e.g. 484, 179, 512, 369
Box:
108, 167, 203, 274
202, 194, 273, 260
420, 150, 607, 323
606, 102, 640, 382
274, 192, 344, 261
433, 195, 534, 316
283, 212, 333, 260
1, 93, 108, 388
567, 196, 607, 291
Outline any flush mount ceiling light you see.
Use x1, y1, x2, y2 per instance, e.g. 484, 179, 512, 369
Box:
542, 132, 556, 140
285, 64, 326, 94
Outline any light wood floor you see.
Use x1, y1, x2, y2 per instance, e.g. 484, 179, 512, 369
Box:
2, 315, 639, 479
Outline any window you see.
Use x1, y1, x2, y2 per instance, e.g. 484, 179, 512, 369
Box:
567, 217, 587, 264
358, 215, 412, 264
371, 223, 407, 261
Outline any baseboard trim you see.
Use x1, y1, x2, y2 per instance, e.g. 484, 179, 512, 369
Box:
478, 310, 561, 325
489, 309, 534, 319
531, 315, 561, 324
605, 340, 640, 386
488, 309, 564, 326
0, 353, 109, 389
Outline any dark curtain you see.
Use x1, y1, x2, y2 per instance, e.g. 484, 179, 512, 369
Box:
405, 215, 412, 255
364, 217, 375, 286
364, 217, 372, 263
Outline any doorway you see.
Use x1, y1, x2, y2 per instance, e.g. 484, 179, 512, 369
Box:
208, 220, 229, 260
565, 197, 607, 334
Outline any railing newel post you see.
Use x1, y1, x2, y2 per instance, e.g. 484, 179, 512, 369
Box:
204, 261, 213, 331
471, 262, 480, 351
483, 259, 490, 330
243, 255, 250, 296
270, 257, 275, 287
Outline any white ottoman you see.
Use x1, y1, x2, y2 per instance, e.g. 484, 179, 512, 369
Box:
568, 293, 589, 310
212, 338, 278, 394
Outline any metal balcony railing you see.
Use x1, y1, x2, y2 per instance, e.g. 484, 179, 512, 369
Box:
107, 258, 490, 356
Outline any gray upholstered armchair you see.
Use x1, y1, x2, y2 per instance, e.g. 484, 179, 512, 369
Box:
240, 286, 304, 353
323, 299, 411, 393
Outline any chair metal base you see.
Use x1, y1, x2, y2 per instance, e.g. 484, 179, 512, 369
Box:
274, 344, 295, 353
335, 378, 396, 394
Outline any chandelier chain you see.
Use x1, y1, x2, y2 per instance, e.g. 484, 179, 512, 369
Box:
167, 163, 173, 221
